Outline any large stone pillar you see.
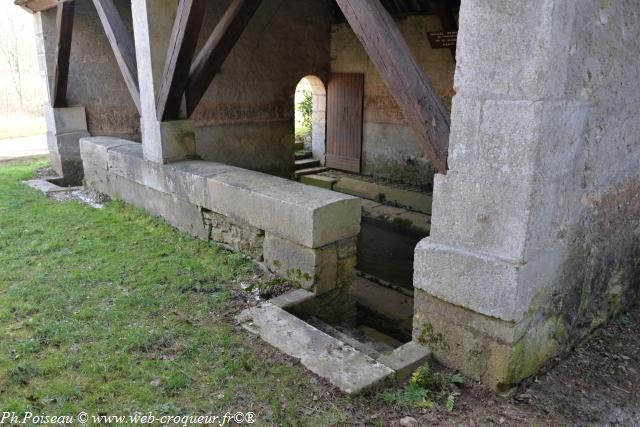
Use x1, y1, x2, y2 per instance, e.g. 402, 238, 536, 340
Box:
34, 12, 88, 185
131, 0, 196, 164
413, 0, 640, 392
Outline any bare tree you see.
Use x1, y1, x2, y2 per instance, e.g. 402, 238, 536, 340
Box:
0, 17, 27, 112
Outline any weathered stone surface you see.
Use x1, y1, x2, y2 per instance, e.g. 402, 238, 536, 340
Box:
45, 106, 88, 135
203, 210, 265, 260
108, 174, 209, 240
333, 176, 432, 214
263, 234, 337, 292
300, 174, 337, 189
237, 302, 394, 394
206, 169, 361, 248
378, 341, 431, 382
269, 289, 315, 309
414, 238, 522, 322
80, 137, 136, 170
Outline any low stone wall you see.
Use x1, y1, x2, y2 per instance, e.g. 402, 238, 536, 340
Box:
80, 137, 361, 297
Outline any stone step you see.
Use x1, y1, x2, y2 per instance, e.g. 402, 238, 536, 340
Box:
295, 150, 312, 160
295, 158, 321, 170
299, 174, 338, 189
295, 167, 329, 179
237, 302, 395, 394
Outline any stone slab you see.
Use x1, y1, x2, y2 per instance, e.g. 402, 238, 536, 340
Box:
80, 137, 137, 170
237, 302, 394, 394
269, 289, 316, 310
81, 137, 361, 248
23, 179, 80, 196
300, 174, 337, 190
333, 176, 432, 214
206, 169, 360, 248
414, 237, 522, 322
263, 234, 337, 292
355, 276, 413, 324
378, 341, 432, 382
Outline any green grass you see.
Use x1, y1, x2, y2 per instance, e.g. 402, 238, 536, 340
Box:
0, 158, 356, 425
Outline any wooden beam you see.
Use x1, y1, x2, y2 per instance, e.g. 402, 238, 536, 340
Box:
335, 0, 450, 173
92, 0, 141, 113
156, 0, 208, 121
184, 0, 262, 117
14, 0, 68, 14
51, 0, 75, 108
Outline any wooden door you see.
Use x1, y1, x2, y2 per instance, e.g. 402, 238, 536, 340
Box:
326, 73, 364, 173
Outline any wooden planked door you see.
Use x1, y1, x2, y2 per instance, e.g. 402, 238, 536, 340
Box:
326, 73, 364, 173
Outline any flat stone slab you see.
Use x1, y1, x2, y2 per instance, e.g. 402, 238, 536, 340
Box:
23, 179, 80, 195
237, 302, 394, 394
270, 289, 315, 309
333, 176, 432, 214
80, 137, 361, 248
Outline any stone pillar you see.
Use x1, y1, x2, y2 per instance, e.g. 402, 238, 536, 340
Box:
45, 107, 90, 185
413, 0, 640, 392
34, 12, 88, 185
131, 0, 196, 164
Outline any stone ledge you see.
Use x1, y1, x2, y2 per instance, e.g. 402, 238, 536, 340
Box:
80, 137, 361, 248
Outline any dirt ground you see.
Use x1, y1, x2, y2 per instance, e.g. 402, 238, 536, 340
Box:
342, 302, 640, 427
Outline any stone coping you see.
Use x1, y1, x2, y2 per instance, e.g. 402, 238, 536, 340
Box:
80, 137, 361, 248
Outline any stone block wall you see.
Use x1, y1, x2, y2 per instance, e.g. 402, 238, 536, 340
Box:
414, 0, 640, 391
81, 137, 361, 301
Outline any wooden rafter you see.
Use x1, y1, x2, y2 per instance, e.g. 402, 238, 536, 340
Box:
335, 0, 450, 173
14, 0, 70, 14
184, 0, 262, 117
92, 0, 141, 113
156, 0, 208, 121
51, 0, 75, 108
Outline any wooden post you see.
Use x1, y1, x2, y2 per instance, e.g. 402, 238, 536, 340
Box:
184, 0, 262, 117
156, 0, 208, 121
92, 0, 141, 113
51, 0, 75, 108
335, 0, 450, 173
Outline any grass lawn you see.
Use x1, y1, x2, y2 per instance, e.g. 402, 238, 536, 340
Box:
0, 158, 361, 425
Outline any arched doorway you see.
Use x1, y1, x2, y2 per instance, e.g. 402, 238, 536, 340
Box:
294, 76, 326, 167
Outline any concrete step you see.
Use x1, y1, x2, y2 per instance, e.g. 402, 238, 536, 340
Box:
295, 167, 329, 179
237, 302, 395, 394
295, 150, 312, 160
295, 158, 321, 170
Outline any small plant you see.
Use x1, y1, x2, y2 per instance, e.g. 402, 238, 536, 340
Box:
297, 90, 313, 129
380, 363, 465, 412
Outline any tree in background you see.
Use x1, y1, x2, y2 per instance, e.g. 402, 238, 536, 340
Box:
0, 17, 27, 112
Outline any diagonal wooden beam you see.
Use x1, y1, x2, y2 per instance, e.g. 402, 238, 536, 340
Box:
156, 0, 208, 121
92, 0, 141, 113
184, 0, 262, 117
336, 0, 450, 173
51, 0, 75, 108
